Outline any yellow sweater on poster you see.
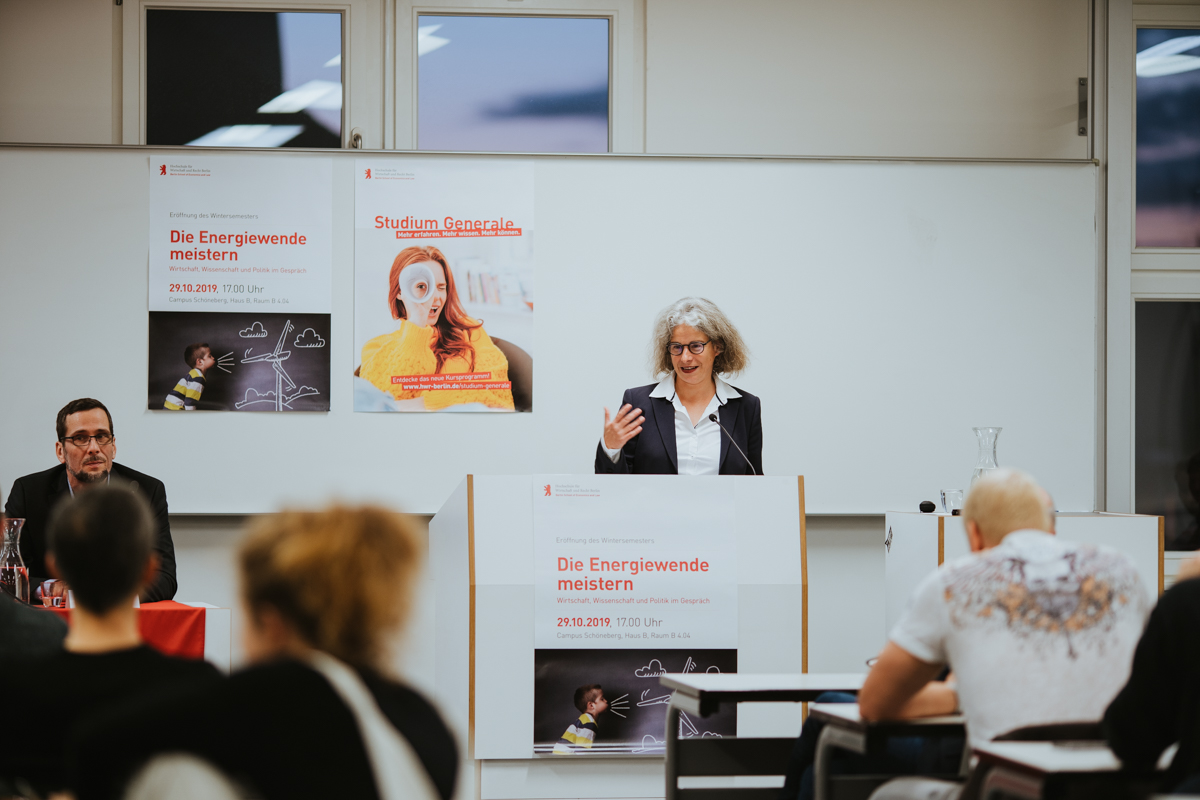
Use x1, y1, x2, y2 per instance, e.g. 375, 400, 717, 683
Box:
360, 320, 514, 411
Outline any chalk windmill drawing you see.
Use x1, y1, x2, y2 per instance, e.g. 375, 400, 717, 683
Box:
235, 319, 320, 411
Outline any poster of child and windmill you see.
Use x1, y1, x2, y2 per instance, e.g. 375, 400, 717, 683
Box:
148, 311, 330, 412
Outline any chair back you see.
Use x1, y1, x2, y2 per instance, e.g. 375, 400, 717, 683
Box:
491, 336, 533, 412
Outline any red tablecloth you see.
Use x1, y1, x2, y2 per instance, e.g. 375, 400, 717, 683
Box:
48, 600, 206, 659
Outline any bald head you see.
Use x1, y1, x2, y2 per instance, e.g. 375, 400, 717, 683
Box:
962, 469, 1052, 546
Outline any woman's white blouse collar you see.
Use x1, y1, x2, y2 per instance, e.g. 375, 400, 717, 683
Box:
649, 374, 742, 404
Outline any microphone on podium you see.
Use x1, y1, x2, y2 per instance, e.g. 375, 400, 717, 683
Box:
708, 413, 757, 475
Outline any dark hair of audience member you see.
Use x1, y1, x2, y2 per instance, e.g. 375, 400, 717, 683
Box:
240, 505, 421, 670
47, 485, 153, 613
55, 397, 114, 441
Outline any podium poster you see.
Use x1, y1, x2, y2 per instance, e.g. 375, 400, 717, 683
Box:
147, 157, 333, 412
353, 158, 534, 413
532, 476, 738, 755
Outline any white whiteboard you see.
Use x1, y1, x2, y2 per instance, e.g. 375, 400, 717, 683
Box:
0, 147, 1097, 514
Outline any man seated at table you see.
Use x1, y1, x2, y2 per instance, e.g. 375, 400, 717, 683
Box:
1104, 553, 1200, 792
4, 398, 177, 602
0, 486, 218, 797
856, 469, 1149, 800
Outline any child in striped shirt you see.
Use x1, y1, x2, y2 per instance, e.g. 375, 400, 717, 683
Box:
552, 684, 608, 755
164, 343, 216, 410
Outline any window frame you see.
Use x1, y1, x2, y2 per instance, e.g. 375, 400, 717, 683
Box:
393, 0, 644, 152
124, 0, 383, 148
1130, 279, 1200, 551
1131, 12, 1200, 262
1105, 2, 1200, 515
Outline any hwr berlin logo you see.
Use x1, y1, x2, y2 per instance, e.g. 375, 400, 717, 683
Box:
364, 168, 372, 179
543, 485, 551, 497
159, 164, 166, 175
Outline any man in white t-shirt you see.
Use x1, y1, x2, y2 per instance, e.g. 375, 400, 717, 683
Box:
857, 469, 1149, 798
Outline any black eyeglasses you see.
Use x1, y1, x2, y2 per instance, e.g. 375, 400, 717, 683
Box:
667, 341, 711, 356
62, 433, 114, 448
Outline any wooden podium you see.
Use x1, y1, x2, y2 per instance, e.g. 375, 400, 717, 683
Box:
427, 474, 808, 800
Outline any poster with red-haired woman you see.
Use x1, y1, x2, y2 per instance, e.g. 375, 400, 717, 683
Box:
354, 159, 534, 412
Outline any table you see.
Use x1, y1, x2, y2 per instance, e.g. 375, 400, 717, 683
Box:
659, 673, 866, 800
973, 741, 1156, 800
44, 600, 232, 671
809, 703, 966, 800
661, 672, 866, 717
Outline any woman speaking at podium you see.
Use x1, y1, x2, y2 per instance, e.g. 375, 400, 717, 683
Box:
596, 297, 762, 475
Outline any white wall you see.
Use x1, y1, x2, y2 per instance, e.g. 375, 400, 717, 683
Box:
173, 512, 435, 672
0, 0, 118, 145
645, 0, 1091, 159
0, 0, 1092, 158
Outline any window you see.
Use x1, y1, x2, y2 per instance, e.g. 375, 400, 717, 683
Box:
1135, 300, 1200, 548
1136, 28, 1200, 246
416, 15, 610, 152
146, 10, 342, 148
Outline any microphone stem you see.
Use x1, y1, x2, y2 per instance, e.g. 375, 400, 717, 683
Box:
708, 414, 757, 475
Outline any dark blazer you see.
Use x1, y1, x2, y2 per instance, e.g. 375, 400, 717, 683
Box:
0, 592, 66, 659
595, 383, 762, 475
4, 463, 178, 602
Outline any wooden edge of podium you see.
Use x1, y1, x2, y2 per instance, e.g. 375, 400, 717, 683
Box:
801, 474, 811, 724
467, 474, 476, 760
1159, 516, 1165, 597
799, 475, 807, 676
937, 516, 945, 567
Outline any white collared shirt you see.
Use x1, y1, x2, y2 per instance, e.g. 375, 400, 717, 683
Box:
602, 375, 741, 475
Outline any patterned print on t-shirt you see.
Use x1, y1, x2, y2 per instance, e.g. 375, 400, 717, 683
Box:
942, 546, 1140, 658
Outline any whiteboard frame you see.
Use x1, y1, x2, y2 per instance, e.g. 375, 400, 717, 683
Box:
0, 142, 1100, 516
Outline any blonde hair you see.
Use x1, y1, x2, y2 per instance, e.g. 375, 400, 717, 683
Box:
962, 469, 1052, 545
649, 297, 750, 377
239, 505, 421, 669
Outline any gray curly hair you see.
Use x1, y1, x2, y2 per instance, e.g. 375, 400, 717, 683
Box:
649, 297, 750, 377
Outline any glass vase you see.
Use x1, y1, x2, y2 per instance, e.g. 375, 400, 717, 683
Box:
971, 427, 1002, 486
1, 518, 29, 603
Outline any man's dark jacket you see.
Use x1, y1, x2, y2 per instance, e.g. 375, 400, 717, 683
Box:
0, 592, 66, 657
4, 463, 177, 602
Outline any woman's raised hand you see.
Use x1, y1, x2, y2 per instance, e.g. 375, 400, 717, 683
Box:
603, 404, 645, 450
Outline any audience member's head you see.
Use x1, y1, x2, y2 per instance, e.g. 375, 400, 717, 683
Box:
239, 505, 421, 670
962, 468, 1052, 551
46, 485, 155, 613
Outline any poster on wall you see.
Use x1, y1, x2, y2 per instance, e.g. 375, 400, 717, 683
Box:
353, 159, 534, 413
532, 476, 738, 755
147, 157, 333, 412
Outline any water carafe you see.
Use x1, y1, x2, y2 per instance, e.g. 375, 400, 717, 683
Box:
971, 427, 1002, 486
1, 518, 29, 603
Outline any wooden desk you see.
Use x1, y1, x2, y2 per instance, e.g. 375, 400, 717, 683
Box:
973, 741, 1155, 800
661, 672, 865, 717
809, 703, 966, 800
660, 673, 866, 800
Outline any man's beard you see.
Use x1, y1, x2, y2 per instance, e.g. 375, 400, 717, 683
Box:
72, 464, 110, 485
